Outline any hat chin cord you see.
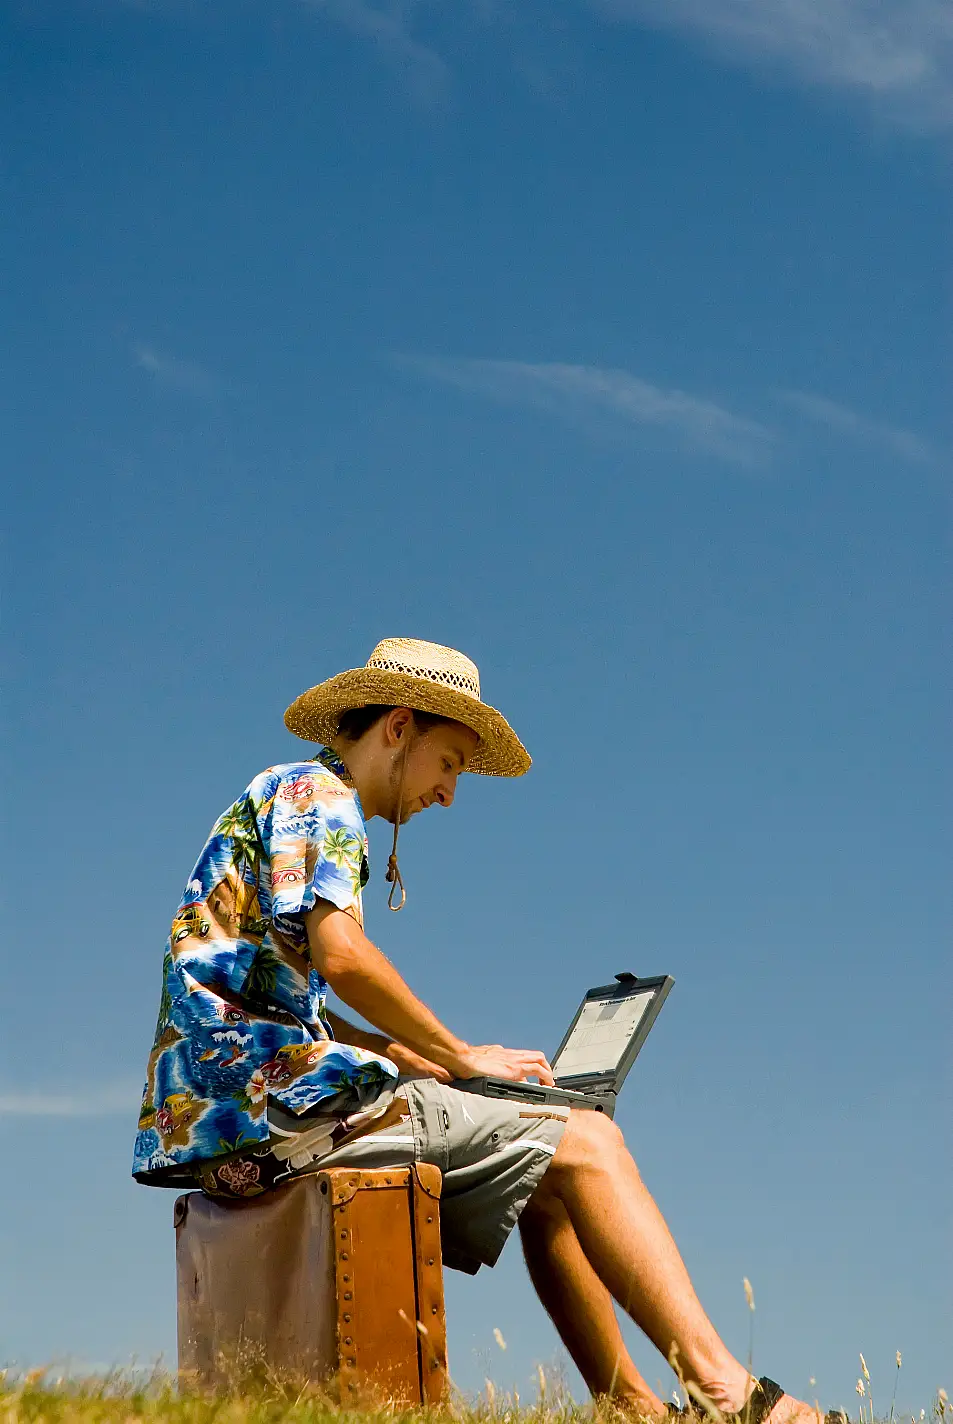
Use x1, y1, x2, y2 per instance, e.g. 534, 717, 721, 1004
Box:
385, 732, 413, 911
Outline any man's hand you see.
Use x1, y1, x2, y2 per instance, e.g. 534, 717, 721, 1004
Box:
454, 1044, 555, 1086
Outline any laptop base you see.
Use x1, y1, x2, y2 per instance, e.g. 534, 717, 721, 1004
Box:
450, 1077, 617, 1117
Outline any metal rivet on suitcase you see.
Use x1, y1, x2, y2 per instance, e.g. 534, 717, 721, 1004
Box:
343, 1314, 351, 1323
344, 1291, 352, 1300
344, 1337, 352, 1346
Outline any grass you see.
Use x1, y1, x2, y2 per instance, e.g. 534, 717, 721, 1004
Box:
0, 1364, 584, 1424
1, 1367, 949, 1424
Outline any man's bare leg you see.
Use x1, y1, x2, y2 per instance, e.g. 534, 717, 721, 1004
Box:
530, 1110, 815, 1422
519, 1192, 664, 1414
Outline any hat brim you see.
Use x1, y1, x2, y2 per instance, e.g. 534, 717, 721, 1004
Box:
284, 669, 531, 777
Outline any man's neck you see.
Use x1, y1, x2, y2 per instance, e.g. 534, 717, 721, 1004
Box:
327, 738, 383, 819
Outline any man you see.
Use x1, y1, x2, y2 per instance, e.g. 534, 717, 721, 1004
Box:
134, 638, 824, 1424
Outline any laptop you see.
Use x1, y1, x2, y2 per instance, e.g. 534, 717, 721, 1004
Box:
451, 971, 674, 1118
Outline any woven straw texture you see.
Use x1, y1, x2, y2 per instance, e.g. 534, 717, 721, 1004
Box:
284, 638, 530, 778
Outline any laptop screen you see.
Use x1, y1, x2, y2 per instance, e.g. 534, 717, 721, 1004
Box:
552, 987, 656, 1079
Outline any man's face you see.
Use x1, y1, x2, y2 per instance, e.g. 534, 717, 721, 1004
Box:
393, 717, 480, 823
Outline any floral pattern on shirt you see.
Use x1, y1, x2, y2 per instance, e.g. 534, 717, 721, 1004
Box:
132, 748, 398, 1187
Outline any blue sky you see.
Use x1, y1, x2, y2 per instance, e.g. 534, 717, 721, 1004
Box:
2, 0, 950, 1409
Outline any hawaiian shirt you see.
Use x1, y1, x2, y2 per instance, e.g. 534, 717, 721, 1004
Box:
132, 748, 398, 1187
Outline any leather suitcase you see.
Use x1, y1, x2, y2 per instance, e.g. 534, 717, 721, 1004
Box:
175, 1164, 448, 1402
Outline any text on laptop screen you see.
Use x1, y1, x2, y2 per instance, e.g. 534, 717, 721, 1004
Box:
552, 990, 655, 1079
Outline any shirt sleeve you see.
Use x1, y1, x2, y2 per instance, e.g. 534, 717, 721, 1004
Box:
264, 769, 367, 926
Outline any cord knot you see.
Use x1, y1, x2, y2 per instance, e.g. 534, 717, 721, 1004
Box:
385, 852, 406, 912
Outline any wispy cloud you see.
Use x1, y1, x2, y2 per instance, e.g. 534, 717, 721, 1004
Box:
133, 342, 222, 398
777, 388, 937, 463
397, 354, 776, 466
300, 0, 448, 99
590, 0, 953, 129
0, 1082, 139, 1117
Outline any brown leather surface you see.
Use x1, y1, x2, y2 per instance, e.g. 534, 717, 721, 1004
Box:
176, 1165, 447, 1402
330, 1168, 421, 1402
410, 1164, 449, 1401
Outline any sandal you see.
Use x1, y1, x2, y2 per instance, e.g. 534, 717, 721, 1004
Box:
665, 1378, 783, 1423
666, 1377, 848, 1424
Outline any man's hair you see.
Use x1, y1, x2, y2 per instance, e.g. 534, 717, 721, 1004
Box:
335, 704, 452, 742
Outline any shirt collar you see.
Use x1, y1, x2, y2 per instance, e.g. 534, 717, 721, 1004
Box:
311, 746, 366, 822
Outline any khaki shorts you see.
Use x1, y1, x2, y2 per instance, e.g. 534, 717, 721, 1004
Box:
308, 1080, 569, 1274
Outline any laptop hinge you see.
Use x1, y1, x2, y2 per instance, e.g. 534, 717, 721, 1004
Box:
554, 1072, 617, 1091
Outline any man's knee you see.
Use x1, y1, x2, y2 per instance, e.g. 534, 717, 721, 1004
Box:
571, 1105, 625, 1153
524, 1110, 629, 1225
552, 1106, 627, 1176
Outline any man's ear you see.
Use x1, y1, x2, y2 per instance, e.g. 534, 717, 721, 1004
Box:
383, 706, 415, 747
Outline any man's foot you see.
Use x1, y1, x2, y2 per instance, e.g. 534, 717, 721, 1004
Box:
683, 1380, 823, 1424
763, 1397, 824, 1424
725, 1380, 827, 1424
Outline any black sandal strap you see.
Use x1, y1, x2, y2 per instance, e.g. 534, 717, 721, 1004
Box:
670, 1377, 786, 1423
742, 1378, 786, 1424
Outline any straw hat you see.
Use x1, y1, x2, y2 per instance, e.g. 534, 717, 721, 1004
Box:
284, 638, 531, 778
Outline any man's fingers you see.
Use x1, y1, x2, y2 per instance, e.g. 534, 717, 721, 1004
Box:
524, 1057, 556, 1087
462, 1044, 556, 1086
509, 1048, 556, 1087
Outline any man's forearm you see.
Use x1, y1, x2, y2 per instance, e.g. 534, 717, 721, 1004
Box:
306, 906, 469, 1073
324, 1008, 451, 1081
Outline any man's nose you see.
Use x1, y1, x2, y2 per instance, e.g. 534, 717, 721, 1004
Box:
434, 777, 457, 808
